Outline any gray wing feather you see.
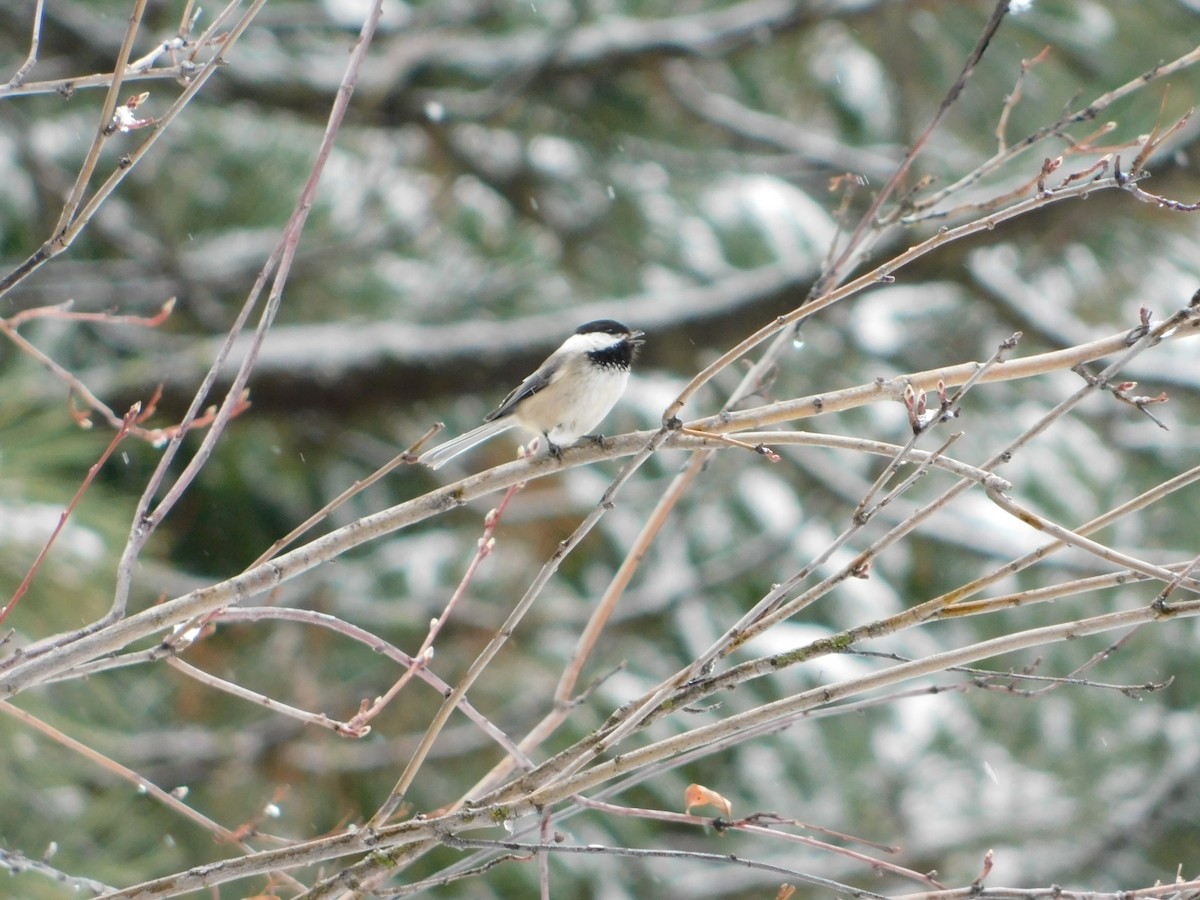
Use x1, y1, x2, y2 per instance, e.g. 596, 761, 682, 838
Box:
484, 357, 560, 422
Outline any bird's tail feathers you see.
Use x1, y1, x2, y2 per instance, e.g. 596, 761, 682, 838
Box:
417, 418, 516, 470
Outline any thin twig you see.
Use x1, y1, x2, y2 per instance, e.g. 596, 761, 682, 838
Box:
247, 425, 439, 570
166, 658, 366, 736
0, 700, 255, 848
690, 310, 1199, 438
570, 798, 936, 887
891, 877, 1200, 900
995, 46, 1051, 152
211, 607, 532, 765
909, 43, 1200, 217
854, 331, 1019, 519
345, 479, 525, 738
0, 847, 114, 896
51, 0, 150, 239
0, 406, 137, 626
851, 649, 1172, 697
815, 0, 1012, 294
984, 488, 1200, 594
5, 297, 175, 329
438, 834, 890, 900
5, 0, 46, 87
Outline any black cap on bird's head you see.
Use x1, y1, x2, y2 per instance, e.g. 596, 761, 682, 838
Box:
575, 319, 644, 346
575, 319, 630, 335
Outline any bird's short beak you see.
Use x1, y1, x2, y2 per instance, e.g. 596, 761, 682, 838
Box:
630, 329, 645, 345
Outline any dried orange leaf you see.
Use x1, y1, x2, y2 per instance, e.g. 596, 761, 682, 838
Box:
684, 783, 732, 818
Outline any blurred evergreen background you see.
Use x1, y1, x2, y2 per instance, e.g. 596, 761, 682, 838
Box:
2, 0, 1200, 896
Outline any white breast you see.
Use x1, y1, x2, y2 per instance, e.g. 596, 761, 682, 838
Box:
513, 362, 631, 447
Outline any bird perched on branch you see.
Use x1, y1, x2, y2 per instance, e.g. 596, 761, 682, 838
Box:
418, 319, 644, 470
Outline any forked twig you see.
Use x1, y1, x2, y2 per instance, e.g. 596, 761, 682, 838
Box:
344, 478, 525, 738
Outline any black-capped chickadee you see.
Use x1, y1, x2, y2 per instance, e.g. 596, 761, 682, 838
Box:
418, 320, 644, 470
